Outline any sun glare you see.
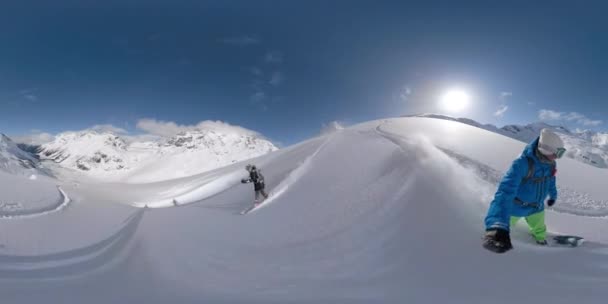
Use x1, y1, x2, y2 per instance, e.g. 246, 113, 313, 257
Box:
440, 89, 470, 113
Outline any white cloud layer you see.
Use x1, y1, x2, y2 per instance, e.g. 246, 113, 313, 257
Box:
539, 109, 602, 126
10, 132, 55, 145
136, 118, 261, 137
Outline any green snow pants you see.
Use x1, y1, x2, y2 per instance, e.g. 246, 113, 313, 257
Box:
510, 210, 546, 241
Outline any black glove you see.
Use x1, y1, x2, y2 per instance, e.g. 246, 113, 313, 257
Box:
547, 199, 556, 207
483, 228, 513, 253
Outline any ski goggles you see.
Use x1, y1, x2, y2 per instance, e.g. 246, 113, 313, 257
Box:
539, 143, 566, 159
555, 147, 566, 159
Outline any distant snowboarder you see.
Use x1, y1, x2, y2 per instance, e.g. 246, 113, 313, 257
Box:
241, 164, 269, 207
483, 128, 566, 253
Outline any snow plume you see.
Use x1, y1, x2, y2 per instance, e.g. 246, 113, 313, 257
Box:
320, 121, 345, 134
136, 119, 262, 138
374, 126, 495, 213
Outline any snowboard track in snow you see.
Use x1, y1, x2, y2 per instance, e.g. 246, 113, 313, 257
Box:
0, 186, 72, 219
0, 209, 144, 279
377, 123, 608, 218
245, 134, 335, 214
442, 149, 608, 218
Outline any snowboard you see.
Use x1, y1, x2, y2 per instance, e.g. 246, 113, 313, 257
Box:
552, 235, 584, 247
482, 234, 584, 253
240, 201, 261, 215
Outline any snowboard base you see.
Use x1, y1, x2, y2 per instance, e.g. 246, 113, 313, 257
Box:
552, 235, 584, 247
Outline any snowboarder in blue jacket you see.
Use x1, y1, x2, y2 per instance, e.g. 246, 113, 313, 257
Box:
483, 128, 566, 253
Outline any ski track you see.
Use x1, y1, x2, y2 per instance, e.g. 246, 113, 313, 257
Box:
131, 134, 334, 212
0, 209, 144, 280
130, 170, 244, 208
0, 186, 72, 220
246, 134, 335, 214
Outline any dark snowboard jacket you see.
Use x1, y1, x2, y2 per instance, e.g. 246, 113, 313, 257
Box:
243, 170, 265, 191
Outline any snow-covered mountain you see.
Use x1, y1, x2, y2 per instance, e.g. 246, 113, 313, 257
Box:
0, 133, 46, 177
2, 116, 608, 303
412, 113, 608, 168
39, 131, 131, 173
35, 125, 278, 182
123, 129, 278, 183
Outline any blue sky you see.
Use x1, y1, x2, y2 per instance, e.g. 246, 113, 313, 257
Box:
1, 1, 607, 145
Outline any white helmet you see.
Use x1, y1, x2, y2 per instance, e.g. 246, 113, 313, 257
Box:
538, 129, 565, 158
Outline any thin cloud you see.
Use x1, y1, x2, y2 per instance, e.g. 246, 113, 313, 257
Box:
269, 71, 284, 86
6, 88, 41, 106
539, 109, 603, 126
500, 92, 512, 100
89, 124, 128, 134
221, 36, 260, 46
19, 88, 38, 95
265, 51, 283, 63
24, 94, 38, 101
494, 105, 509, 117
538, 109, 563, 120
251, 91, 266, 102
400, 86, 412, 101
250, 67, 263, 76
250, 92, 269, 111
122, 134, 162, 144
11, 132, 55, 145
136, 119, 187, 137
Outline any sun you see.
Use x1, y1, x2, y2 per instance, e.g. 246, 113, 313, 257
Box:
440, 89, 471, 113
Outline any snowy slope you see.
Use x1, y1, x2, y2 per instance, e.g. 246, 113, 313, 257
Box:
413, 113, 608, 168
1, 116, 608, 303
36, 126, 277, 183
0, 171, 69, 218
0, 133, 46, 177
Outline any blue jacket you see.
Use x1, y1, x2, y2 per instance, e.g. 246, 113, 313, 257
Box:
484, 137, 558, 231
